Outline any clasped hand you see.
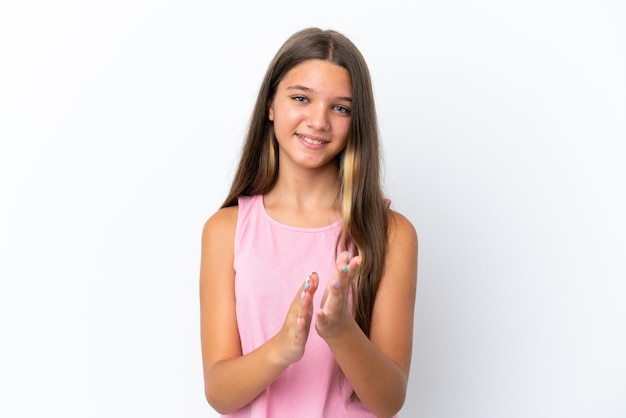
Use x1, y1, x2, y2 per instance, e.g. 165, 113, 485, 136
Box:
275, 251, 362, 365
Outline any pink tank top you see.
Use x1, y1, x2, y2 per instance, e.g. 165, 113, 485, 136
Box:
226, 195, 383, 417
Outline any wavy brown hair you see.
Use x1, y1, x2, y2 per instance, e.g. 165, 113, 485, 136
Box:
221, 27, 388, 338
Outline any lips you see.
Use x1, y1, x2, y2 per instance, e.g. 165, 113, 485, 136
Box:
297, 133, 328, 145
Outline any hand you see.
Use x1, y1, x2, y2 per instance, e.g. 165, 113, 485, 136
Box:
273, 272, 319, 365
315, 251, 362, 341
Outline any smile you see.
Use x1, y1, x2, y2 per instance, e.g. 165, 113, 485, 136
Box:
298, 134, 328, 145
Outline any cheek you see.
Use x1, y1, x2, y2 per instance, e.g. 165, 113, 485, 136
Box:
336, 119, 351, 139
273, 105, 301, 126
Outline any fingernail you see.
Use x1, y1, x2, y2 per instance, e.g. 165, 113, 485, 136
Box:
343, 250, 351, 261
301, 290, 306, 299
333, 280, 340, 289
304, 276, 310, 290
342, 265, 349, 273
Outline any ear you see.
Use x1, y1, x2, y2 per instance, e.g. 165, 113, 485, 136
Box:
268, 100, 274, 121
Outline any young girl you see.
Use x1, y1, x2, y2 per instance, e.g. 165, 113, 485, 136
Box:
200, 27, 418, 418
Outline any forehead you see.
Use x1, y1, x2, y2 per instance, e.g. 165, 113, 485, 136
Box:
279, 59, 352, 95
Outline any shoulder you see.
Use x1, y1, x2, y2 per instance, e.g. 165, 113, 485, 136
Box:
382, 209, 418, 287
204, 205, 239, 230
202, 206, 239, 244
200, 206, 239, 287
387, 209, 418, 250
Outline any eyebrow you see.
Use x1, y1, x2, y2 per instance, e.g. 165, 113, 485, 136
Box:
286, 85, 352, 102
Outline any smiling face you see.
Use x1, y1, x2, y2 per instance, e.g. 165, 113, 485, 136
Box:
268, 59, 352, 172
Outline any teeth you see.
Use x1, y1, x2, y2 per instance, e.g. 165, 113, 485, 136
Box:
301, 135, 324, 145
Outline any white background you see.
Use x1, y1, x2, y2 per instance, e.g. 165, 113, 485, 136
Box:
1, 1, 625, 417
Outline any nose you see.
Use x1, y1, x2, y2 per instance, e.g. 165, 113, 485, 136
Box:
306, 104, 330, 131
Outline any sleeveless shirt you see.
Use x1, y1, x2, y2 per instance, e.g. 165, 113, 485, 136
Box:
225, 194, 385, 417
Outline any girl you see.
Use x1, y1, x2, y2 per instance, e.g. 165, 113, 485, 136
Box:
200, 27, 418, 417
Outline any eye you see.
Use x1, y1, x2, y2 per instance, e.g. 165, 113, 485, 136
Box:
292, 96, 309, 103
334, 104, 351, 114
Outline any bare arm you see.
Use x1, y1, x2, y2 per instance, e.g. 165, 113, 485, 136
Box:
199, 207, 320, 414
316, 210, 418, 417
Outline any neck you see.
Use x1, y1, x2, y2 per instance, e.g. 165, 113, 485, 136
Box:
263, 160, 342, 227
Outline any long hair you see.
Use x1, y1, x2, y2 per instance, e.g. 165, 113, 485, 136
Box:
221, 27, 388, 338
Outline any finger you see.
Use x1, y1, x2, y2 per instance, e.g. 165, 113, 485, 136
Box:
334, 253, 362, 290
346, 255, 361, 277
337, 250, 351, 274
295, 272, 319, 327
319, 273, 343, 316
321, 255, 362, 314
316, 307, 329, 327
298, 271, 319, 301
330, 251, 349, 291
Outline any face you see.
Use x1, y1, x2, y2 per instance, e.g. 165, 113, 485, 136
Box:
268, 59, 352, 172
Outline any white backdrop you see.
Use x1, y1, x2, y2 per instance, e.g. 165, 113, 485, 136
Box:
1, 1, 625, 417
